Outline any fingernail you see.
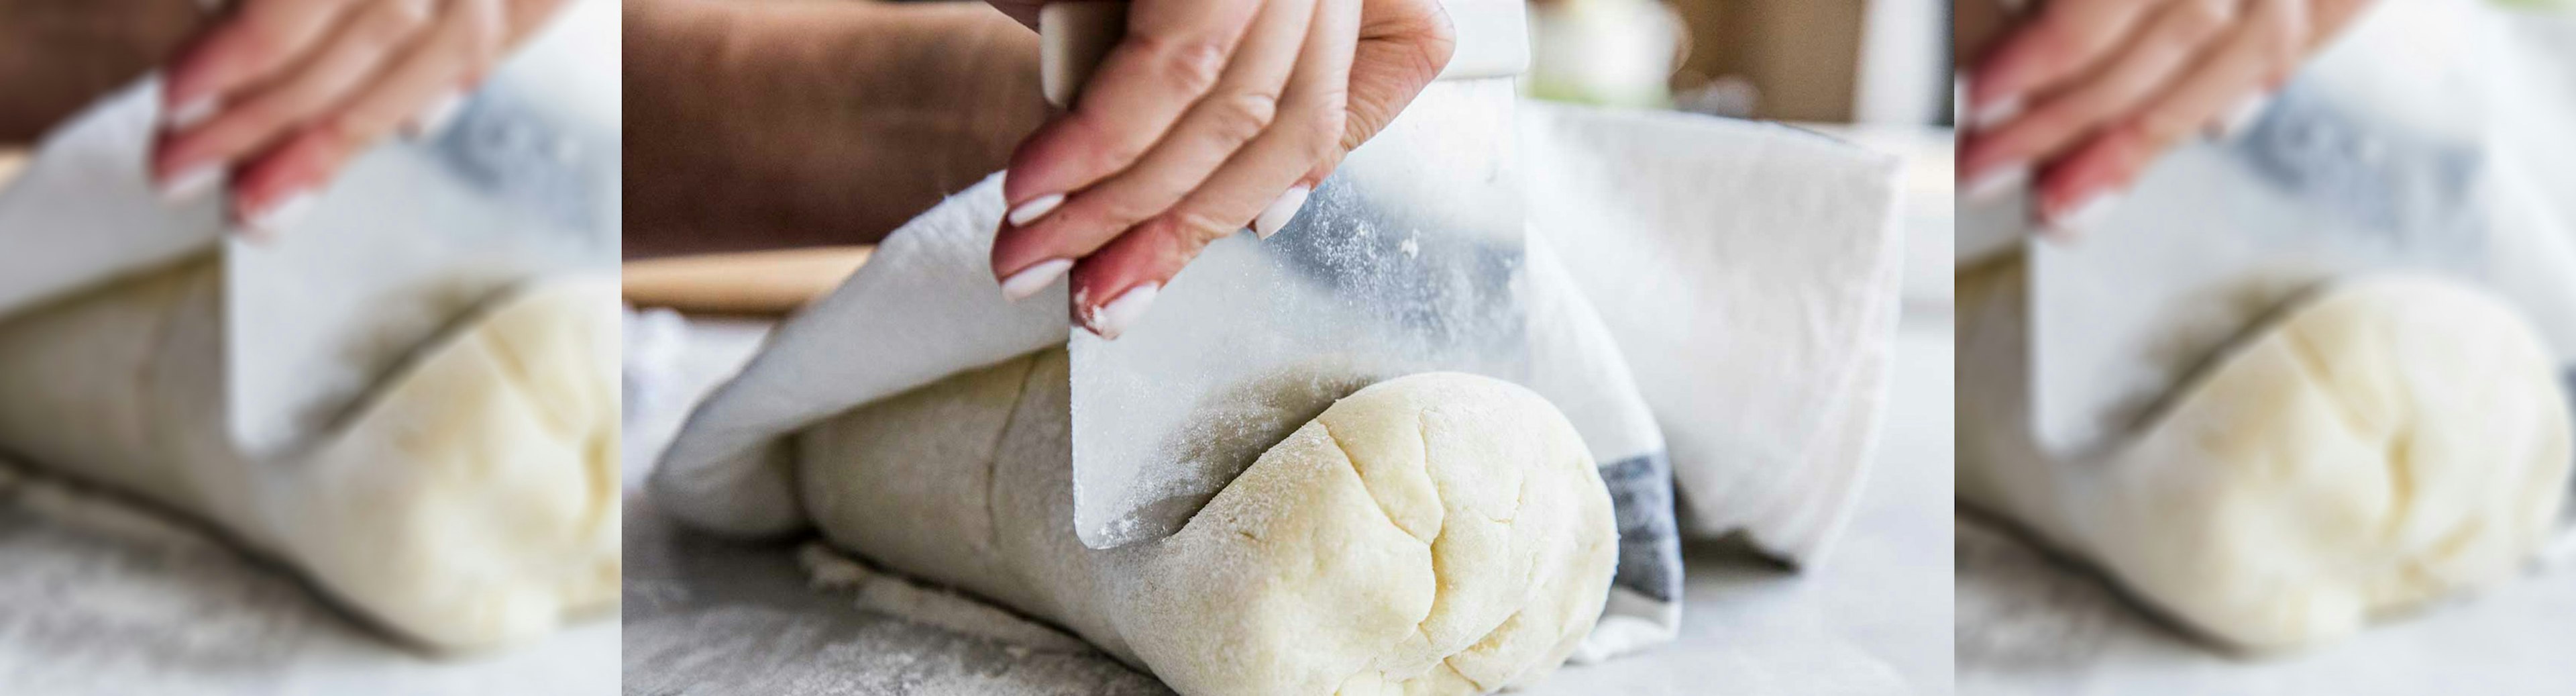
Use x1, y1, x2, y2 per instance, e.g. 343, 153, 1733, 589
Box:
1962, 163, 2030, 205
2211, 92, 2273, 140
166, 96, 217, 132
1969, 95, 2022, 133
245, 190, 319, 237
999, 258, 1073, 301
2046, 191, 2122, 237
405, 91, 466, 139
1252, 185, 1311, 239
1006, 193, 1066, 228
158, 164, 225, 203
1084, 283, 1159, 340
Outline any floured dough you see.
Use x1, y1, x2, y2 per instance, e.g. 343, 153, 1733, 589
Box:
0, 256, 621, 650
796, 348, 1618, 695
1959, 260, 2572, 650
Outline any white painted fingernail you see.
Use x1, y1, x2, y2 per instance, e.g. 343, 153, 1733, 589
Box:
1086, 283, 1159, 340
1006, 193, 1066, 227
246, 191, 319, 236
405, 91, 466, 139
166, 97, 217, 132
2211, 92, 2273, 140
1962, 163, 2030, 205
2047, 191, 2122, 236
1970, 95, 2023, 133
999, 258, 1073, 301
1252, 185, 1311, 239
158, 164, 225, 203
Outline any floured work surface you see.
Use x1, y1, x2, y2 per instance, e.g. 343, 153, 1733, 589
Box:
620, 311, 1957, 695
1957, 514, 2576, 694
0, 457, 618, 695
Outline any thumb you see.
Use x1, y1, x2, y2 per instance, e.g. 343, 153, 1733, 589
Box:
1336, 0, 1452, 156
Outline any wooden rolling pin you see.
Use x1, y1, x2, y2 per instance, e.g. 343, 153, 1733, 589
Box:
621, 246, 873, 316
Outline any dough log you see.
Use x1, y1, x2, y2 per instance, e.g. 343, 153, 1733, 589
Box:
0, 257, 621, 650
796, 348, 1619, 695
1959, 259, 2572, 651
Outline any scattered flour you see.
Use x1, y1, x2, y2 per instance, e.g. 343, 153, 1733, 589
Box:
795, 542, 1093, 655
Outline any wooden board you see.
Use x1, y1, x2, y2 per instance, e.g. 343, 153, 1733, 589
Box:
621, 246, 873, 316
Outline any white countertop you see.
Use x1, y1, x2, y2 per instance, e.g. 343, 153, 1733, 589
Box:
0, 458, 619, 695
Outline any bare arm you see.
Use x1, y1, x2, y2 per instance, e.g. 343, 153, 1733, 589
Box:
622, 0, 1049, 258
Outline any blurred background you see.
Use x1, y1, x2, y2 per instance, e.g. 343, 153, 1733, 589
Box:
0, 0, 199, 145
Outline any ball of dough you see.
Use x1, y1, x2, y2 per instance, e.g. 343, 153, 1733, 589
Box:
1959, 266, 2572, 651
0, 257, 621, 650
796, 348, 1618, 695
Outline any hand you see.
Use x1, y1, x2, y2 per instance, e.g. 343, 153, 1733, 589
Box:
982, 0, 1454, 339
1958, 0, 2373, 237
151, 0, 569, 237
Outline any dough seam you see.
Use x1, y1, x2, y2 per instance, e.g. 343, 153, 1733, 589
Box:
473, 328, 569, 441
1316, 419, 1438, 548
2283, 326, 2377, 440
984, 356, 1043, 557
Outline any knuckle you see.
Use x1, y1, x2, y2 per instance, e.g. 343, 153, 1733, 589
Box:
228, 26, 292, 69
1165, 208, 1239, 242
1084, 121, 1155, 169
365, 2, 432, 41
233, 97, 296, 130
1203, 91, 1279, 146
2132, 107, 2195, 146
1300, 102, 1349, 160
2030, 15, 2090, 60
1135, 32, 1231, 95
448, 2, 505, 56
2173, 0, 2236, 39
321, 110, 387, 144
1093, 193, 1163, 229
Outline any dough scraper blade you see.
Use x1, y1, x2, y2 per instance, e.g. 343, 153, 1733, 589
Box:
2026, 81, 2491, 460
225, 66, 618, 460
1041, 1, 1535, 549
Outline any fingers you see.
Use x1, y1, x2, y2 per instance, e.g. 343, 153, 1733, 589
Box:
998, 0, 1263, 209
1964, 0, 2238, 195
231, 0, 505, 232
2035, 0, 2304, 236
1056, 0, 1364, 339
2131, 0, 2297, 146
163, 0, 356, 121
988, 0, 1313, 291
223, 123, 342, 239
1336, 0, 1449, 158
1966, 0, 2157, 126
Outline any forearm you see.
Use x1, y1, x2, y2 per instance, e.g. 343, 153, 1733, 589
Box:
623, 0, 1048, 258
0, 0, 204, 144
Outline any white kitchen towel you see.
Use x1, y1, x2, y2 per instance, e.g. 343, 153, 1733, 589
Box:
0, 80, 223, 319
650, 102, 1904, 659
1519, 104, 1907, 568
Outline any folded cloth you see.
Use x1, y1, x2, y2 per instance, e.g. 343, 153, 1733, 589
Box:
650, 102, 1905, 661
0, 79, 222, 318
